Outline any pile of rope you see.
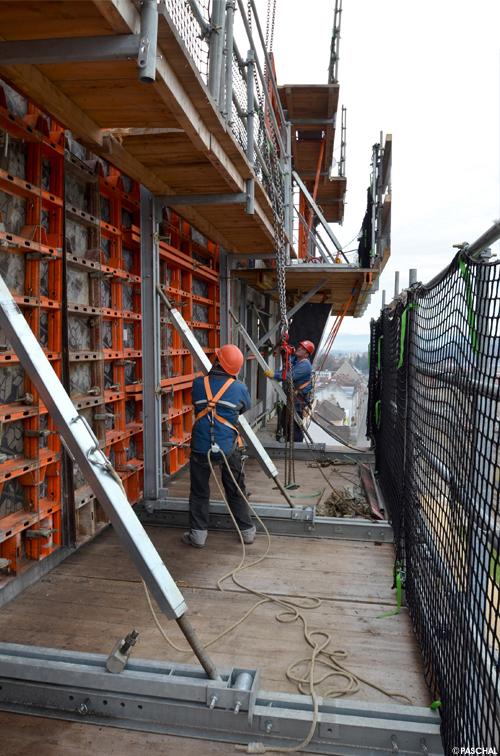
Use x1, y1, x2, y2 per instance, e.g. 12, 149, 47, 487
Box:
143, 449, 412, 754
317, 487, 371, 519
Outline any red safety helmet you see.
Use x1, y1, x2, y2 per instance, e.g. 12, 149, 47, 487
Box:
300, 340, 315, 355
215, 344, 244, 376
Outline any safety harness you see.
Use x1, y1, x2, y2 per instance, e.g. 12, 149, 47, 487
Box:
294, 358, 311, 397
194, 375, 243, 453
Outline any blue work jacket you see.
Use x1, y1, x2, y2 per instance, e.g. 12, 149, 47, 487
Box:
191, 367, 251, 457
272, 356, 312, 402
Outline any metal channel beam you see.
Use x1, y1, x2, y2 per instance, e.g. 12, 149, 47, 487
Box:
259, 445, 375, 464
141, 186, 164, 503
0, 35, 141, 66
136, 499, 393, 542
0, 643, 443, 755
157, 193, 247, 206
0, 275, 186, 621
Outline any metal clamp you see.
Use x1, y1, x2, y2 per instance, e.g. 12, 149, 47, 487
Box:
70, 414, 101, 458
137, 36, 150, 69
26, 528, 59, 539
25, 429, 57, 438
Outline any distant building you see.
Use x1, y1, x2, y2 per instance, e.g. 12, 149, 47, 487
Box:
334, 360, 360, 382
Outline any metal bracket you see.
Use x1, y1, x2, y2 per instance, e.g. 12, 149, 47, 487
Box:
0, 642, 443, 754
156, 192, 248, 206
136, 499, 393, 542
0, 0, 159, 85
0, 35, 143, 67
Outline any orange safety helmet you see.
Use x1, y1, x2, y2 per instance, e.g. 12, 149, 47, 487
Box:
300, 340, 315, 355
215, 344, 244, 376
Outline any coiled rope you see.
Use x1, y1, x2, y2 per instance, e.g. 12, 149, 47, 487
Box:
142, 449, 412, 753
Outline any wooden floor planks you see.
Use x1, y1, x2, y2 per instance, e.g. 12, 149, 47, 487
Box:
0, 522, 431, 755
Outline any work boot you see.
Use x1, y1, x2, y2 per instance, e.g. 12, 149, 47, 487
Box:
241, 526, 256, 544
181, 532, 205, 549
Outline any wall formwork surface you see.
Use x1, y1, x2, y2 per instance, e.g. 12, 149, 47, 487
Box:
0, 79, 222, 591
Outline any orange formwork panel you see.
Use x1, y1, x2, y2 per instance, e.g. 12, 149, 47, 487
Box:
0, 77, 221, 593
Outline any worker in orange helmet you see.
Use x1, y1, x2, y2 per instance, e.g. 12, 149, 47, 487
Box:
264, 340, 315, 442
182, 344, 256, 549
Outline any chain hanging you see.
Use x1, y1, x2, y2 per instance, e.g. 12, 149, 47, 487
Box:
285, 368, 296, 487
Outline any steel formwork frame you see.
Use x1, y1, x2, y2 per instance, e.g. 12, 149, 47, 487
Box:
0, 80, 220, 595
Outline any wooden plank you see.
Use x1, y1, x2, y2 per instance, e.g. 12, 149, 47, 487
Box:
0, 710, 239, 756
92, 0, 275, 241
92, 0, 137, 35
96, 135, 240, 256
0, 55, 103, 147
0, 524, 431, 709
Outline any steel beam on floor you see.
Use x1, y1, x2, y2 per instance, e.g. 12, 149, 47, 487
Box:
256, 442, 375, 464
135, 499, 393, 542
0, 643, 444, 755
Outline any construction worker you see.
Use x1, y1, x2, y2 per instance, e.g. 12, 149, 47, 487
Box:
182, 344, 256, 549
264, 340, 315, 442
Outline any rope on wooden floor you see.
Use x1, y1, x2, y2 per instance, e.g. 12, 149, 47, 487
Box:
142, 449, 413, 754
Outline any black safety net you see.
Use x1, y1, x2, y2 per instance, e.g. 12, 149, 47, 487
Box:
368, 251, 500, 752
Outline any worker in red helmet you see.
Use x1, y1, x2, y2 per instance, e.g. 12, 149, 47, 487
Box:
182, 343, 256, 549
264, 340, 315, 442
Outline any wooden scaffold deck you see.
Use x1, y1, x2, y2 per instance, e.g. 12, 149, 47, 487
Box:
0, 494, 430, 754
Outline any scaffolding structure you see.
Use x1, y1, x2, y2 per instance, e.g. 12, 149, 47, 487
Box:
0, 81, 222, 589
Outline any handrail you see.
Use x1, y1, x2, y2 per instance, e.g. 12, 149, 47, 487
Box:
468, 219, 500, 259
185, 0, 210, 37
235, 0, 286, 156
248, 0, 287, 127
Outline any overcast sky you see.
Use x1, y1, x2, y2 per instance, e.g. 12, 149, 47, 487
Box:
250, 0, 500, 336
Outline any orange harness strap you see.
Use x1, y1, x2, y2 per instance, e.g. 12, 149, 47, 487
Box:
195, 376, 243, 447
293, 358, 311, 395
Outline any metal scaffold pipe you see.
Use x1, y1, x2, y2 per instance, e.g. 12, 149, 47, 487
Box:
245, 49, 255, 215
235, 0, 286, 156
394, 271, 400, 298
208, 0, 225, 104
176, 614, 221, 680
247, 0, 286, 125
186, 0, 210, 37
224, 0, 235, 123
467, 219, 500, 259
231, 91, 269, 177
138, 0, 158, 84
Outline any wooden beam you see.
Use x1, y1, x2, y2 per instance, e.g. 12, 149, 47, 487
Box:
93, 0, 274, 244
98, 134, 239, 255
0, 62, 103, 148
92, 0, 137, 34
